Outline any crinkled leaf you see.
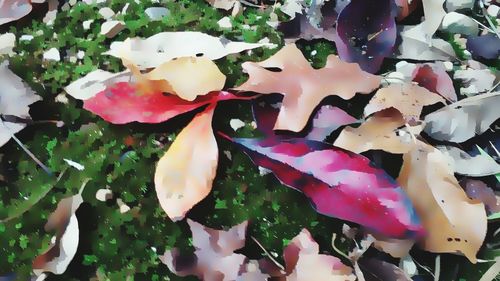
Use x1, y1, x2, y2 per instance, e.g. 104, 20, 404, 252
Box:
397, 142, 487, 262
424, 92, 500, 142
222, 134, 423, 238
236, 44, 380, 132
154, 106, 218, 221
32, 190, 83, 275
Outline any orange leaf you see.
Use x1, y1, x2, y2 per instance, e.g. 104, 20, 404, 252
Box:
235, 44, 381, 132
154, 105, 218, 221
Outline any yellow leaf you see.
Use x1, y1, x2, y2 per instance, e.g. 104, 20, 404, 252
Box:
397, 141, 487, 262
364, 83, 445, 121
235, 44, 380, 132
154, 105, 218, 221
334, 109, 418, 154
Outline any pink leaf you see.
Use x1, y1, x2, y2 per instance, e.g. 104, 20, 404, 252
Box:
221, 134, 423, 238
83, 82, 240, 124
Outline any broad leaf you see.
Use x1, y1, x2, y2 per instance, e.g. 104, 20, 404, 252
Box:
0, 0, 32, 25
437, 146, 500, 177
83, 83, 237, 124
154, 106, 218, 221
424, 92, 500, 143
364, 83, 445, 121
236, 44, 380, 132
105, 31, 271, 69
335, 0, 397, 73
398, 142, 487, 262
222, 134, 423, 238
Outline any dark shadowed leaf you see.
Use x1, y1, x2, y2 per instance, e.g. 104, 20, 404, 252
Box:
466, 34, 500, 60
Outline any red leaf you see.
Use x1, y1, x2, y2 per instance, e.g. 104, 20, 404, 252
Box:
221, 134, 423, 238
83, 82, 241, 124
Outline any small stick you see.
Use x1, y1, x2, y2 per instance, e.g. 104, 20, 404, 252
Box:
250, 236, 285, 271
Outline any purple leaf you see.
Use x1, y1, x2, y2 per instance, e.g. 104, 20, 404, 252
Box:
220, 134, 423, 238
335, 0, 397, 73
466, 34, 500, 60
306, 105, 358, 141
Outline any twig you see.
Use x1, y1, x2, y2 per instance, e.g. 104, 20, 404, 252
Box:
412, 257, 435, 279
489, 141, 500, 158
470, 17, 496, 34
331, 233, 351, 261
250, 236, 285, 271
10, 130, 52, 176
487, 80, 500, 93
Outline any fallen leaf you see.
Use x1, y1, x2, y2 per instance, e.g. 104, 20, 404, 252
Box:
0, 61, 41, 147
140, 56, 226, 101
32, 186, 85, 275
419, 0, 446, 42
335, 0, 397, 73
334, 109, 416, 154
161, 219, 269, 280
154, 106, 218, 221
0, 0, 32, 25
236, 44, 381, 132
105, 31, 271, 69
394, 25, 457, 61
221, 134, 423, 238
410, 63, 457, 102
394, 0, 420, 20
205, 0, 237, 10
306, 105, 358, 141
364, 83, 445, 121
437, 145, 500, 177
83, 82, 238, 124
372, 236, 415, 258
359, 258, 412, 281
284, 229, 356, 281
454, 68, 496, 96
424, 91, 500, 143
397, 141, 487, 262
461, 179, 500, 214
466, 34, 500, 60
64, 69, 132, 100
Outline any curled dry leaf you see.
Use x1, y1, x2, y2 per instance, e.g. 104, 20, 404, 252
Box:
335, 0, 397, 73
105, 31, 271, 69
0, 0, 32, 25
410, 63, 457, 102
64, 69, 131, 100
454, 68, 496, 96
424, 92, 500, 143
32, 189, 84, 275
236, 44, 380, 132
0, 62, 41, 147
394, 26, 457, 61
154, 106, 218, 221
364, 83, 445, 121
334, 109, 416, 154
371, 236, 415, 258
283, 229, 356, 281
437, 145, 500, 177
221, 133, 423, 238
397, 141, 487, 262
161, 219, 269, 280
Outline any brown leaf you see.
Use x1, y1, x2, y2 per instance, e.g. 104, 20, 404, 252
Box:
397, 142, 487, 262
154, 105, 218, 221
364, 83, 445, 122
461, 179, 500, 214
334, 109, 417, 154
161, 219, 269, 281
32, 187, 84, 275
235, 44, 381, 132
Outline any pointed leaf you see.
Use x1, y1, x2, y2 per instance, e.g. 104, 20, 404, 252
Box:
306, 105, 358, 141
0, 0, 32, 25
236, 44, 380, 132
154, 106, 218, 221
222, 134, 423, 238
437, 146, 500, 177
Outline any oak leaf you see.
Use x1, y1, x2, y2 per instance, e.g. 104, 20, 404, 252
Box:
236, 44, 380, 132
